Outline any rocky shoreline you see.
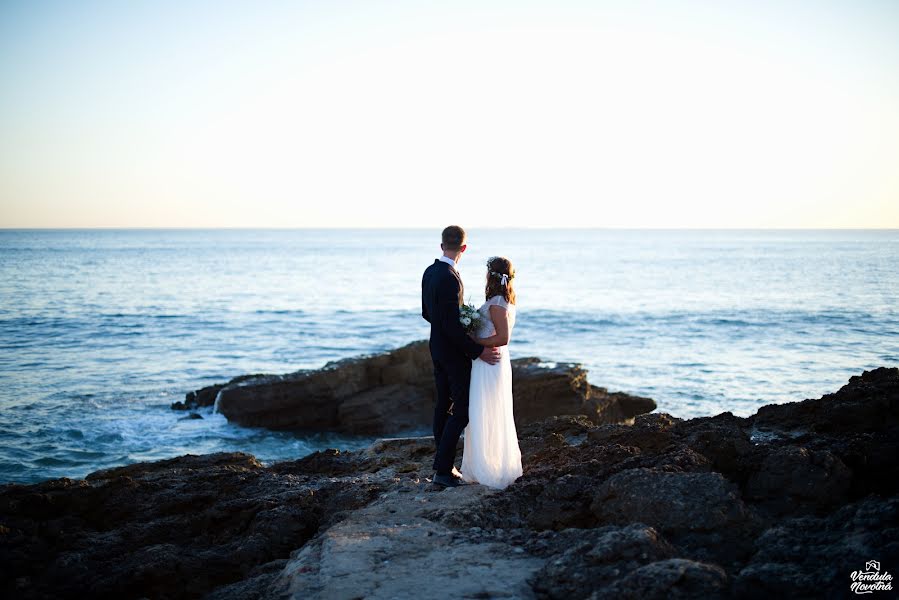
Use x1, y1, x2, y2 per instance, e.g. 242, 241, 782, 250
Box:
2, 367, 898, 599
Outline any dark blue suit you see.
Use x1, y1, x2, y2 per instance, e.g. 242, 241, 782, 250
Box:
421, 259, 483, 474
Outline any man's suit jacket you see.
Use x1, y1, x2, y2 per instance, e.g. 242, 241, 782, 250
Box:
421, 260, 483, 364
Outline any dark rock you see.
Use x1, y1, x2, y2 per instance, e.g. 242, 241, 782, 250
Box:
747, 366, 899, 503
588, 412, 680, 452
753, 366, 899, 434
591, 469, 749, 534
194, 341, 656, 434
335, 383, 432, 434
511, 361, 657, 426
530, 524, 677, 599
208, 341, 436, 431
744, 446, 852, 515
672, 411, 754, 481
172, 374, 266, 411
734, 495, 899, 599
173, 383, 223, 410
0, 452, 386, 600
600, 558, 729, 600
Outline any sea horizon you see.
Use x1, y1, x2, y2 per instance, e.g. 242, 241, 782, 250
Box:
3, 226, 898, 231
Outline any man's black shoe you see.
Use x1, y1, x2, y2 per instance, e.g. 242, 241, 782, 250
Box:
433, 473, 466, 488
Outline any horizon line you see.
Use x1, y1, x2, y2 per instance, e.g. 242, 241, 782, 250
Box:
1, 226, 898, 232
0, 225, 899, 233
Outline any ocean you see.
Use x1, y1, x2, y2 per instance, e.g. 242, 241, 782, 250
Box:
1, 228, 896, 484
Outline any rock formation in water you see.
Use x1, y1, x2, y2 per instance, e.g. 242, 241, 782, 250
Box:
3, 367, 897, 599
173, 341, 657, 433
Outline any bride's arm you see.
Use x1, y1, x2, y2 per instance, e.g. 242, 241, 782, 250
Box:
473, 305, 510, 347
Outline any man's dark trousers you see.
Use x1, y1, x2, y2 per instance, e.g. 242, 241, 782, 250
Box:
430, 354, 472, 473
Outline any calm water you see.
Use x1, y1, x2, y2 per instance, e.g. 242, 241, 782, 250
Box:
1, 229, 897, 484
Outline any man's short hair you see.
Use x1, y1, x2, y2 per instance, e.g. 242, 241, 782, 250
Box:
441, 225, 466, 250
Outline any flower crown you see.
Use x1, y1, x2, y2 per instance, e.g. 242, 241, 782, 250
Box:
487, 257, 514, 287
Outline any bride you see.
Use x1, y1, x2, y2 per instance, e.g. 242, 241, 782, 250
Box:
460, 256, 523, 489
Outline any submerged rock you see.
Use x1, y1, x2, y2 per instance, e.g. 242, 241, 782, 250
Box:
3, 367, 897, 599
183, 341, 656, 434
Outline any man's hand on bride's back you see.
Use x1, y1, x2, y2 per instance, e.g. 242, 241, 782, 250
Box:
479, 346, 501, 365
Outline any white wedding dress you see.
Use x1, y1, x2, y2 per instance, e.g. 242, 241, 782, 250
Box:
461, 295, 523, 489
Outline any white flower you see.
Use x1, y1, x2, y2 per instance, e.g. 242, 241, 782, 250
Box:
461, 317, 472, 326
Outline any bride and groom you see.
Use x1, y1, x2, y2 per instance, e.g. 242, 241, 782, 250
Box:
421, 225, 523, 489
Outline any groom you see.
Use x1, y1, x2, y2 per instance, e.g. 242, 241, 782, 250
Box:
421, 225, 501, 488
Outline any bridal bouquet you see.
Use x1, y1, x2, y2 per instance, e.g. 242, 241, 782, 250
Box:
459, 303, 483, 335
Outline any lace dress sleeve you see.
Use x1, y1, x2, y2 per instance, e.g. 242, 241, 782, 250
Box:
488, 295, 509, 310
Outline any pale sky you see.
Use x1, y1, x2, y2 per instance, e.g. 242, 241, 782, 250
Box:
1, 0, 897, 228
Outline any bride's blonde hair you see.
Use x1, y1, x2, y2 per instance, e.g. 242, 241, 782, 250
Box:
485, 256, 516, 305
